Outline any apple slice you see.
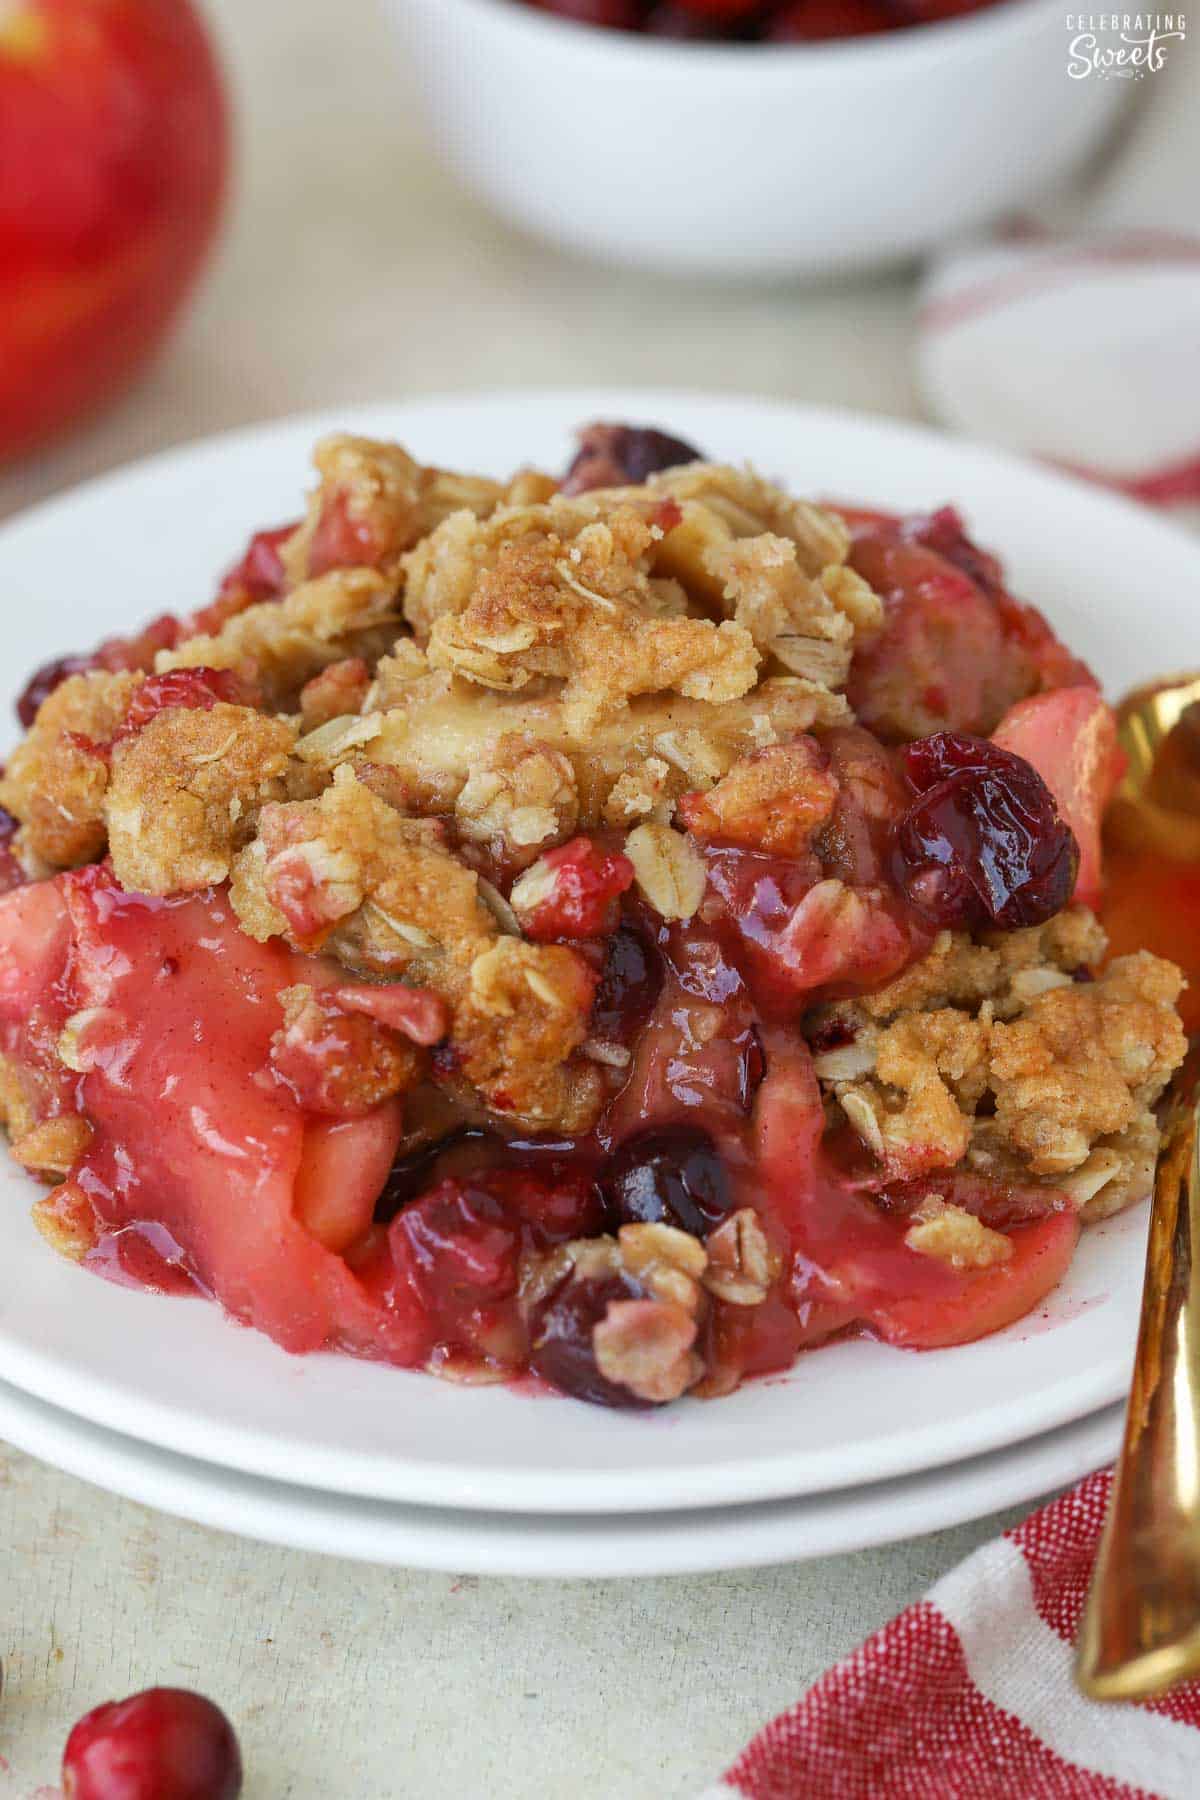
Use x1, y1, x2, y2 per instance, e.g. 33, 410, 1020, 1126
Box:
992, 686, 1121, 908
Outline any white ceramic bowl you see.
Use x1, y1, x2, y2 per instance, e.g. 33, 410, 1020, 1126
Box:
386, 0, 1129, 278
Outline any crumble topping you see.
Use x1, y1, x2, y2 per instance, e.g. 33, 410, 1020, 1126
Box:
812, 920, 1186, 1220
0, 425, 1186, 1408
0, 670, 139, 869
158, 569, 399, 709
106, 704, 296, 895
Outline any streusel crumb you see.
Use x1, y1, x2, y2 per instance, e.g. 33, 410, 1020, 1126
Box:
0, 670, 140, 868
106, 704, 296, 895
282, 433, 505, 588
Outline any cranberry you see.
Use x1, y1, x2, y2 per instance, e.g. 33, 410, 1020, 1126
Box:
521, 836, 635, 940
0, 805, 25, 895
390, 1179, 521, 1310
16, 652, 93, 728
893, 730, 1079, 931
487, 1164, 610, 1245
668, 0, 760, 16
535, 0, 644, 24
767, 0, 893, 36
600, 1123, 733, 1237
530, 1270, 652, 1407
561, 422, 703, 494
62, 1686, 242, 1800
373, 1130, 487, 1224
119, 668, 245, 739
910, 507, 1004, 599
591, 923, 662, 1046
644, 3, 724, 31
216, 523, 294, 604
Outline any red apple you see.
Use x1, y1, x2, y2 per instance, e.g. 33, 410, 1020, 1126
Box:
0, 0, 230, 462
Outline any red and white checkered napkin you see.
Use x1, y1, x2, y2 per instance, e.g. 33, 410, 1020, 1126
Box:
699, 1471, 1200, 1800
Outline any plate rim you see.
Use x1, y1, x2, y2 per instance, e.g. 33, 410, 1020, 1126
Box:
0, 1371, 1122, 1578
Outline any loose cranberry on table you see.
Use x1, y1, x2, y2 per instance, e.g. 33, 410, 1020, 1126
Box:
62, 1687, 242, 1800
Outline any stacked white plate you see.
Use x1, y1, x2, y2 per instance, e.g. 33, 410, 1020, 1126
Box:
0, 391, 1184, 1577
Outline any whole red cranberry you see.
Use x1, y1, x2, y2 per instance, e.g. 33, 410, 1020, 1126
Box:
530, 1269, 653, 1407
535, 0, 644, 26
520, 836, 635, 941
15, 651, 94, 728
561, 421, 703, 494
390, 1179, 522, 1313
591, 923, 663, 1047
644, 3, 724, 32
118, 667, 245, 739
600, 1123, 734, 1237
893, 730, 1079, 931
62, 1687, 242, 1800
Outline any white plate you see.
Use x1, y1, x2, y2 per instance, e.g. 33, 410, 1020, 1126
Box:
0, 1372, 1121, 1578
0, 390, 1191, 1516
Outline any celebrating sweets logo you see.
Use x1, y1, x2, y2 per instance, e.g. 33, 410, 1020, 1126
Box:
1066, 11, 1187, 76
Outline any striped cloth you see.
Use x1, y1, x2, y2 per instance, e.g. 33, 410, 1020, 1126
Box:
700, 1471, 1200, 1800
916, 56, 1200, 530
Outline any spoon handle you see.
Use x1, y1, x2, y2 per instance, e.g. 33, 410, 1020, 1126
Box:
1075, 1057, 1200, 1700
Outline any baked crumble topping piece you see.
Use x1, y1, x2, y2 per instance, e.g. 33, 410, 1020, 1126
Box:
366, 660, 848, 834
231, 764, 492, 967
106, 703, 296, 895
454, 734, 580, 870
0, 670, 141, 869
988, 950, 1186, 1177
231, 766, 603, 1134
903, 1197, 1014, 1271
420, 507, 759, 731
701, 531, 882, 688
401, 471, 880, 733
454, 936, 603, 1134
281, 433, 506, 586
813, 921, 1186, 1219
156, 569, 398, 710
650, 463, 853, 594
0, 1047, 90, 1181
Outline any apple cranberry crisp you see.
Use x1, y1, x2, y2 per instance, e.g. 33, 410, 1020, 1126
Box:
0, 423, 1185, 1407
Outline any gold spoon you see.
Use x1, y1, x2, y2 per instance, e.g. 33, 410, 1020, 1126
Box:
1075, 675, 1200, 1701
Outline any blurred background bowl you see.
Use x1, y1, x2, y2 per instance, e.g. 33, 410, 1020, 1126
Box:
387, 0, 1129, 279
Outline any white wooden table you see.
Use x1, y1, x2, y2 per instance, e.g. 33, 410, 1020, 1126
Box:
0, 4, 1178, 1793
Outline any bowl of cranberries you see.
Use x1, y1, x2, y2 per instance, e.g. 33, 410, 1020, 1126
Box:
390, 0, 1127, 277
